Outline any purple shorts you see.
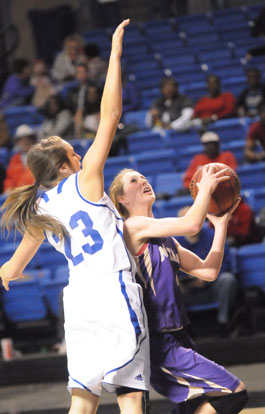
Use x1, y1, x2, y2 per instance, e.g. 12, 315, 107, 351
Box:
150, 329, 240, 404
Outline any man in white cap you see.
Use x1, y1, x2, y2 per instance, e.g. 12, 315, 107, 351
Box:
3, 124, 36, 194
183, 131, 238, 190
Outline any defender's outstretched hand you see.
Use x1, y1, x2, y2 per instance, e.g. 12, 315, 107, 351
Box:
111, 19, 130, 57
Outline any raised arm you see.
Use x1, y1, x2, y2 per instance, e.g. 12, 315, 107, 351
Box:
0, 229, 44, 290
125, 165, 231, 250
79, 19, 130, 201
177, 199, 240, 281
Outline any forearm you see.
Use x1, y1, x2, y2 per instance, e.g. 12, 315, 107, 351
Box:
201, 222, 228, 280
100, 52, 122, 121
185, 188, 211, 234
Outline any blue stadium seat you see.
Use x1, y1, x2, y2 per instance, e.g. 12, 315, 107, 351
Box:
59, 80, 79, 100
42, 278, 67, 317
236, 243, 265, 293
177, 145, 202, 171
210, 118, 248, 143
237, 163, 265, 191
104, 155, 136, 191
186, 32, 220, 47
141, 88, 160, 110
222, 140, 245, 165
162, 53, 197, 68
69, 139, 93, 159
182, 82, 207, 103
252, 187, 265, 215
123, 110, 148, 129
2, 278, 48, 323
134, 148, 177, 178
0, 147, 10, 167
198, 48, 233, 64
156, 195, 193, 218
127, 130, 166, 154
164, 129, 201, 150
154, 172, 184, 196
3, 106, 44, 137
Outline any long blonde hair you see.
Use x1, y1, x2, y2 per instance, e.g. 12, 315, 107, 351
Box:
109, 168, 135, 219
1, 136, 72, 240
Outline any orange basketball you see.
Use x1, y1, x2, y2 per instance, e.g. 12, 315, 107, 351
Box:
189, 162, 241, 216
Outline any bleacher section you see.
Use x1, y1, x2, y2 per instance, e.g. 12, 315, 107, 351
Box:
0, 3, 265, 334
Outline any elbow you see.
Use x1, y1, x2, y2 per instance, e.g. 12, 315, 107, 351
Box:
187, 221, 202, 236
207, 271, 218, 282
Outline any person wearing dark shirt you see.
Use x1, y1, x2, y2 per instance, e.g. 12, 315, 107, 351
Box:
148, 76, 193, 131
237, 68, 265, 118
0, 58, 34, 109
245, 100, 265, 162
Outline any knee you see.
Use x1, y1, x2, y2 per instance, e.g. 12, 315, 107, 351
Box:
208, 389, 248, 414
117, 391, 143, 414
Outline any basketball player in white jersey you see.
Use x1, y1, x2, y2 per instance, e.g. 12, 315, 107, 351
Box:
0, 20, 150, 414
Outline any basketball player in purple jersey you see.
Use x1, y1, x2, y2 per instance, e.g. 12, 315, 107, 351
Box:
110, 167, 248, 414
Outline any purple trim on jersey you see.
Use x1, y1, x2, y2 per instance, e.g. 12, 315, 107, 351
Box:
74, 173, 122, 221
119, 270, 142, 340
69, 376, 92, 392
105, 332, 147, 377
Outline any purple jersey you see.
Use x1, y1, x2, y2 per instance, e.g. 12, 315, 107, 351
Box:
135, 237, 189, 333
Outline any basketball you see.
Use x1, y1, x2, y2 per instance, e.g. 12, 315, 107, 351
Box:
189, 162, 241, 216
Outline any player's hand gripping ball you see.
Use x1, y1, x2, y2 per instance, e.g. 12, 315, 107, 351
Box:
189, 162, 241, 216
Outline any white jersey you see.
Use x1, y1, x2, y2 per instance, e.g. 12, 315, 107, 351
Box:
37, 172, 150, 395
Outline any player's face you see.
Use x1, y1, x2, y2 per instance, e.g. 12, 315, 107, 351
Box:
62, 140, 81, 173
121, 171, 155, 207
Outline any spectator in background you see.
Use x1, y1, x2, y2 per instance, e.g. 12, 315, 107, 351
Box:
245, 7, 265, 62
84, 43, 108, 86
30, 59, 56, 110
182, 131, 238, 191
121, 70, 140, 116
192, 75, 236, 127
82, 83, 102, 138
176, 206, 238, 338
3, 125, 36, 194
244, 100, 265, 162
65, 63, 91, 136
0, 58, 34, 109
37, 95, 74, 141
237, 68, 265, 118
0, 113, 10, 148
225, 198, 262, 247
51, 34, 85, 84
147, 77, 193, 132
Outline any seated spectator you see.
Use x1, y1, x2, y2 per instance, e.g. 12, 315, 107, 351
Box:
3, 125, 36, 194
225, 198, 262, 247
31, 59, 56, 110
147, 76, 193, 131
244, 100, 265, 162
176, 206, 238, 338
237, 68, 265, 118
0, 113, 10, 148
64, 63, 91, 136
0, 58, 34, 109
84, 43, 108, 86
51, 34, 85, 84
192, 75, 236, 126
121, 70, 140, 116
37, 95, 74, 141
245, 7, 265, 61
182, 131, 238, 191
82, 84, 102, 138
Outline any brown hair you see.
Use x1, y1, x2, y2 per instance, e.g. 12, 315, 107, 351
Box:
109, 168, 135, 219
1, 136, 72, 240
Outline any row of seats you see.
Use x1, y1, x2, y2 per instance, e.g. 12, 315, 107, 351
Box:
2, 240, 265, 324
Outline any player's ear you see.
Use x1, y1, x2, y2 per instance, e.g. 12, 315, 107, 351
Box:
117, 194, 128, 206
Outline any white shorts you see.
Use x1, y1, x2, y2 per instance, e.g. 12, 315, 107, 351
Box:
64, 270, 150, 396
